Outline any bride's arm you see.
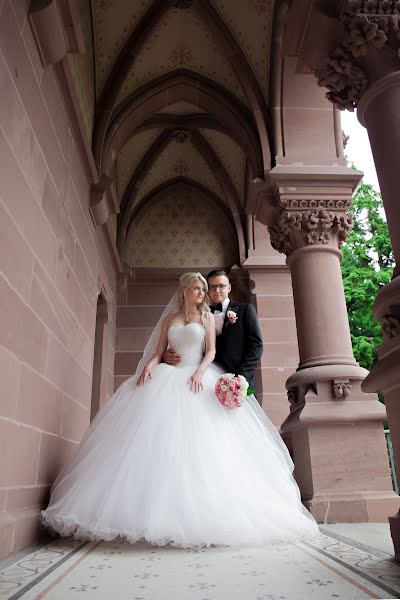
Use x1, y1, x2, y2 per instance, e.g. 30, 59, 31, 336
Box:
136, 316, 171, 386
189, 313, 216, 393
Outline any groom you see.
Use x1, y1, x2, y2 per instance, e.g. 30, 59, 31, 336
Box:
164, 269, 263, 392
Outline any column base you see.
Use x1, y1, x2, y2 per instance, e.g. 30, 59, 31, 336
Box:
281, 365, 396, 524
305, 491, 400, 524
389, 511, 400, 562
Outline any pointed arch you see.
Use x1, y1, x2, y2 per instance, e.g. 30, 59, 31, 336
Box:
195, 0, 272, 171
124, 178, 241, 266
134, 113, 236, 145
117, 128, 246, 262
118, 130, 172, 222
102, 71, 264, 180
92, 0, 272, 173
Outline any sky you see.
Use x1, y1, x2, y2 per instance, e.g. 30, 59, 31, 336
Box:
341, 110, 380, 191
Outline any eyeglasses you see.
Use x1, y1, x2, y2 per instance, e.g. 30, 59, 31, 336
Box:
208, 284, 228, 291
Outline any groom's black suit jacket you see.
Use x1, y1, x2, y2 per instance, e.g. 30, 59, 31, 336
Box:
214, 300, 263, 392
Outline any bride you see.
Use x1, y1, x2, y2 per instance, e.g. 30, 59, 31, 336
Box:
42, 272, 318, 547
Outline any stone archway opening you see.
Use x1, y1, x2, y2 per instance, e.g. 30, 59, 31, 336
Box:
90, 292, 109, 421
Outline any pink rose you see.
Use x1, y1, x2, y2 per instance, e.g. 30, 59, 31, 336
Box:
226, 310, 238, 324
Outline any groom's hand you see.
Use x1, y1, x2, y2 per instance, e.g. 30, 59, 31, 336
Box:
163, 348, 181, 366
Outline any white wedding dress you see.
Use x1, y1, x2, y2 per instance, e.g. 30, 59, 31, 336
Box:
42, 322, 318, 547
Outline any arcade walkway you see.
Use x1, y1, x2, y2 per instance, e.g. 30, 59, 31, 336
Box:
1, 525, 399, 600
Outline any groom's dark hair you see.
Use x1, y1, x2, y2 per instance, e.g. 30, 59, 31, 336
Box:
206, 269, 230, 281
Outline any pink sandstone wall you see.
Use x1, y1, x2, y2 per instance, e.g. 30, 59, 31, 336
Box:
255, 271, 297, 427
0, 1, 117, 558
245, 222, 298, 428
115, 274, 177, 389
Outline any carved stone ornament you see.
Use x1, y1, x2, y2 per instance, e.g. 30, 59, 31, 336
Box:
316, 47, 369, 111
381, 313, 400, 338
268, 199, 354, 256
170, 129, 192, 143
315, 0, 400, 110
332, 380, 352, 399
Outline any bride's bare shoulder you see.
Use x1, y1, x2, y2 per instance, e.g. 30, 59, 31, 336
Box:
163, 312, 181, 326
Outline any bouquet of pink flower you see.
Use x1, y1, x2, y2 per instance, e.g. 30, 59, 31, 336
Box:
215, 373, 249, 409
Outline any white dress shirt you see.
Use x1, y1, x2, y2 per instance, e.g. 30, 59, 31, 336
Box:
213, 297, 230, 336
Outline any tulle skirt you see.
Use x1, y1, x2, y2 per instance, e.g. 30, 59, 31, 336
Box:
41, 363, 318, 547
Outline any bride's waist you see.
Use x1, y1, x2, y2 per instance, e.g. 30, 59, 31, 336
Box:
175, 355, 203, 368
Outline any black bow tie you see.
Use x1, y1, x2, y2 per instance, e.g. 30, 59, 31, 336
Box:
210, 303, 223, 314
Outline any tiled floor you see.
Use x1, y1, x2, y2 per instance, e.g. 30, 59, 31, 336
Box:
1, 526, 399, 599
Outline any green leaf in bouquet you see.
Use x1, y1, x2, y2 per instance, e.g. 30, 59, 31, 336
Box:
247, 386, 253, 396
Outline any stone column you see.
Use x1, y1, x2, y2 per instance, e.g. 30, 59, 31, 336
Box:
362, 275, 400, 560
267, 167, 399, 523
357, 78, 400, 560
307, 0, 400, 559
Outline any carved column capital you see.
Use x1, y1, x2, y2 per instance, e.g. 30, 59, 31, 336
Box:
315, 0, 400, 111
268, 198, 354, 256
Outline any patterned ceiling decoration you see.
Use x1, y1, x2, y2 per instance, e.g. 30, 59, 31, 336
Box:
133, 139, 224, 210
211, 0, 274, 94
198, 128, 246, 205
68, 0, 95, 141
92, 0, 153, 94
127, 189, 238, 268
116, 129, 163, 199
115, 7, 248, 105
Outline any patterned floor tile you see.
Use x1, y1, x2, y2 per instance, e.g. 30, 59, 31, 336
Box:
0, 529, 399, 600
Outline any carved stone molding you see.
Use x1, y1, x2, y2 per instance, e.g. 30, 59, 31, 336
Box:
268, 199, 354, 256
370, 276, 400, 339
29, 0, 67, 67
316, 47, 369, 111
381, 313, 400, 338
332, 379, 352, 399
29, 0, 84, 67
117, 273, 128, 294
315, 0, 400, 111
90, 175, 118, 227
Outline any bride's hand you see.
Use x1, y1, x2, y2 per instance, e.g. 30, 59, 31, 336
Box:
188, 370, 203, 394
137, 366, 152, 387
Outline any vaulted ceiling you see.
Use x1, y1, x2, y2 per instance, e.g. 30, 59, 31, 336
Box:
69, 0, 277, 266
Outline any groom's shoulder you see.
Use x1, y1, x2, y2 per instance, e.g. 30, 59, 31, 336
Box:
230, 301, 257, 315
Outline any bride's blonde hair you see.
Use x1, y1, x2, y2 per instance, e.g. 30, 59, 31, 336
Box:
177, 272, 210, 328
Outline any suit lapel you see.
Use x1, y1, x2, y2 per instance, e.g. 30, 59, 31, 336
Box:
222, 299, 231, 329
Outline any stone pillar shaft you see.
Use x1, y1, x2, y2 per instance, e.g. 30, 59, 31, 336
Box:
358, 73, 400, 266
357, 69, 400, 565
290, 0, 400, 560
288, 246, 355, 369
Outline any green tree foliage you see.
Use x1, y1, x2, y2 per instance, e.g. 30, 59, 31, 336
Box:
341, 180, 394, 371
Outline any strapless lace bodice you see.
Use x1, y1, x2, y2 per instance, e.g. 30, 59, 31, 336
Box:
168, 322, 205, 367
